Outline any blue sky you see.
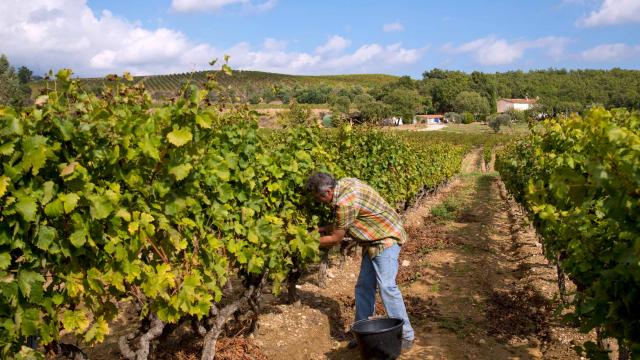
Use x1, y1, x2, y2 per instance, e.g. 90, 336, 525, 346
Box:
0, 0, 639, 77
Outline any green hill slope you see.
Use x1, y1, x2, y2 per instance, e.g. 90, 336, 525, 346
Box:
31, 70, 399, 102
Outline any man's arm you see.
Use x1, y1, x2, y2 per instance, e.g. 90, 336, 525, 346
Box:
318, 224, 334, 234
319, 228, 346, 248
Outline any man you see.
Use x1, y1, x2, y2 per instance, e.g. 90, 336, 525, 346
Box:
305, 172, 415, 350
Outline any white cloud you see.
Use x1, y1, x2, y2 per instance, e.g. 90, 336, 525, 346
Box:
315, 35, 351, 54
263, 38, 287, 51
442, 36, 569, 65
0, 0, 217, 76
228, 41, 425, 74
170, 0, 276, 13
383, 22, 404, 32
577, 0, 640, 26
0, 1, 424, 76
581, 43, 640, 61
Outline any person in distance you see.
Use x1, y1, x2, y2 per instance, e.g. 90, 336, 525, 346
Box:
305, 172, 414, 351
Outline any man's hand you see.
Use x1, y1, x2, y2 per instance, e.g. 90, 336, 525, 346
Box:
319, 228, 346, 248
318, 224, 335, 236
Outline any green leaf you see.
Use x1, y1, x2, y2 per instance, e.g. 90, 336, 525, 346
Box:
0, 175, 9, 198
69, 229, 87, 247
21, 135, 48, 175
248, 255, 264, 274
87, 194, 114, 220
195, 113, 212, 129
84, 317, 109, 344
139, 136, 160, 160
169, 163, 193, 181
16, 196, 38, 222
60, 193, 80, 213
0, 252, 10, 269
295, 150, 311, 162
62, 309, 90, 333
216, 169, 230, 181
167, 128, 193, 147
17, 270, 44, 298
247, 230, 259, 244
222, 63, 232, 76
0, 142, 14, 155
44, 199, 64, 217
41, 181, 55, 205
36, 226, 57, 251
18, 307, 40, 337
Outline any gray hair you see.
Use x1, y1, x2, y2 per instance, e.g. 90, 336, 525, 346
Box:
304, 172, 336, 195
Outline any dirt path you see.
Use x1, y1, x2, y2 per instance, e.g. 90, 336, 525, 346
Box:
254, 148, 589, 359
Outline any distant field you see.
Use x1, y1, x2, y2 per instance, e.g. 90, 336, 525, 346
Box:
29, 70, 399, 100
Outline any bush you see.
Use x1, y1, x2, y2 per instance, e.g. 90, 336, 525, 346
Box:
278, 100, 314, 127
462, 112, 475, 124
488, 113, 512, 133
505, 108, 527, 123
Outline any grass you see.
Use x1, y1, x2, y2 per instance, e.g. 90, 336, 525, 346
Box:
430, 196, 464, 221
452, 263, 473, 275
439, 121, 530, 136
417, 240, 448, 255
438, 316, 471, 338
430, 282, 440, 293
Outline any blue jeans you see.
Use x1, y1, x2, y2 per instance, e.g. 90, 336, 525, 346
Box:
355, 243, 415, 341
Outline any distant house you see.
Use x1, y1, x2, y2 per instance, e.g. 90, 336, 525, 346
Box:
415, 114, 444, 124
497, 98, 537, 113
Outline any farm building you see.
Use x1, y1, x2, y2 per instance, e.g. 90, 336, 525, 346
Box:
497, 98, 537, 113
416, 114, 444, 124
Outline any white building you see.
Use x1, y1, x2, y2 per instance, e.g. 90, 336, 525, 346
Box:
497, 98, 537, 113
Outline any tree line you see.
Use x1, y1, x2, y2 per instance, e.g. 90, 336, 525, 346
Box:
241, 67, 640, 124
3, 52, 639, 121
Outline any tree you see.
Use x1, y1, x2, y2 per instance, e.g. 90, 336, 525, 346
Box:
382, 88, 423, 124
359, 101, 391, 124
396, 75, 416, 90
429, 71, 470, 113
17, 66, 33, 84
0, 54, 22, 106
470, 71, 497, 113
453, 91, 490, 116
422, 68, 448, 80
354, 94, 375, 109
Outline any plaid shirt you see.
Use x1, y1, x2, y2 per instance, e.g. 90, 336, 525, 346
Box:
332, 178, 407, 259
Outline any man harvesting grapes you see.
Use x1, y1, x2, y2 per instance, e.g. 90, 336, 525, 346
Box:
305, 173, 414, 350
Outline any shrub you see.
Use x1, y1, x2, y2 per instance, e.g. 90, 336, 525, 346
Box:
462, 112, 475, 124
488, 113, 512, 133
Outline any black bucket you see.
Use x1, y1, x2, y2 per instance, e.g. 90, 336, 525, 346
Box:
351, 317, 404, 360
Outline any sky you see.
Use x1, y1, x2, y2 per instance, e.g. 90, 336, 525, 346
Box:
0, 0, 639, 78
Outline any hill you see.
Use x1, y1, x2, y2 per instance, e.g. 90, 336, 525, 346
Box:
30, 70, 399, 102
